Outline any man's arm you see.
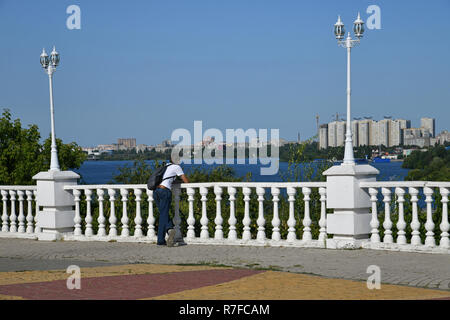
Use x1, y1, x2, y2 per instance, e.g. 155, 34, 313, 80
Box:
180, 174, 189, 183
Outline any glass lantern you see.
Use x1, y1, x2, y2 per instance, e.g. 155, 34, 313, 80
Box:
40, 49, 49, 69
353, 12, 364, 38
334, 16, 345, 40
50, 47, 60, 67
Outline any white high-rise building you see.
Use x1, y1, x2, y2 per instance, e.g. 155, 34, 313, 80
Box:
319, 124, 329, 149
421, 117, 435, 137
336, 121, 346, 147
328, 121, 337, 147
358, 120, 370, 146
351, 120, 359, 147
377, 120, 390, 146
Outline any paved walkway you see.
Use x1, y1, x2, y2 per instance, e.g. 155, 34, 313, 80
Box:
0, 239, 449, 299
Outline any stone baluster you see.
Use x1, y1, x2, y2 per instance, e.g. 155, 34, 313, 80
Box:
97, 189, 106, 237
120, 189, 129, 237
108, 189, 117, 237
9, 190, 17, 233
186, 187, 196, 239
134, 189, 143, 237
227, 187, 237, 241
368, 188, 380, 243
302, 187, 312, 241
271, 187, 281, 241
17, 191, 25, 233
33, 190, 40, 233
84, 189, 93, 236
26, 190, 34, 234
1, 190, 9, 232
146, 189, 156, 240
173, 186, 182, 241
318, 187, 327, 243
214, 186, 223, 240
424, 187, 435, 247
439, 187, 449, 248
381, 187, 393, 243
242, 187, 252, 241
409, 187, 421, 245
73, 189, 82, 236
200, 187, 209, 239
256, 187, 266, 242
286, 187, 297, 242
395, 187, 407, 245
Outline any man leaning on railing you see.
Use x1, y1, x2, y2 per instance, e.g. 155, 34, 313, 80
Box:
153, 155, 189, 247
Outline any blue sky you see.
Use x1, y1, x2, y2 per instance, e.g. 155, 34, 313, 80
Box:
0, 0, 449, 147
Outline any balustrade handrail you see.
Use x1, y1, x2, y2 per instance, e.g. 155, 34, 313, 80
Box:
359, 181, 449, 188
0, 186, 37, 191
63, 181, 327, 191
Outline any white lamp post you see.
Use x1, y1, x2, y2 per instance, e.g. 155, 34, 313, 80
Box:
40, 46, 61, 171
334, 13, 364, 165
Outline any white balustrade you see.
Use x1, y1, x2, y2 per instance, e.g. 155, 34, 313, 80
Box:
97, 189, 106, 237
381, 187, 393, 244
147, 189, 156, 240
227, 187, 237, 240
318, 187, 327, 243
108, 189, 117, 237
256, 187, 266, 242
85, 189, 93, 236
214, 186, 223, 240
73, 189, 82, 236
271, 187, 281, 241
439, 187, 449, 248
120, 189, 129, 237
199, 187, 209, 239
301, 187, 312, 241
286, 187, 297, 242
424, 187, 435, 247
9, 190, 17, 233
186, 187, 196, 239
368, 187, 380, 243
242, 187, 252, 241
0, 187, 37, 238
134, 188, 143, 237
395, 187, 407, 245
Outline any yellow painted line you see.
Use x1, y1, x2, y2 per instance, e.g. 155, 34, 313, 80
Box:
0, 294, 25, 300
0, 264, 229, 286
148, 271, 450, 300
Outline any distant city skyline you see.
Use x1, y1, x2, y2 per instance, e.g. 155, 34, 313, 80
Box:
0, 1, 449, 146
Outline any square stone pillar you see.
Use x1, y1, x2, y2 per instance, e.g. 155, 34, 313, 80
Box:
323, 164, 379, 249
32, 170, 80, 241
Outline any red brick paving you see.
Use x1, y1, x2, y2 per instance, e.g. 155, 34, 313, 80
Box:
0, 269, 264, 300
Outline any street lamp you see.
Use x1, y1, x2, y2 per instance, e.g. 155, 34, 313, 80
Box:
40, 46, 60, 171
334, 13, 364, 165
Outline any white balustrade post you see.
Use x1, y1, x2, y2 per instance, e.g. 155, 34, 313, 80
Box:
214, 186, 223, 240
173, 185, 183, 242
84, 189, 93, 236
227, 187, 237, 241
286, 187, 297, 242
199, 187, 209, 239
97, 189, 106, 237
381, 187, 393, 244
323, 164, 379, 249
242, 187, 252, 241
318, 187, 327, 243
1, 190, 9, 232
73, 189, 82, 236
439, 187, 449, 248
26, 190, 34, 234
9, 190, 17, 233
17, 190, 25, 233
134, 189, 143, 237
424, 187, 435, 247
256, 187, 266, 242
368, 188, 380, 243
32, 170, 79, 240
271, 187, 281, 241
395, 187, 407, 245
120, 189, 129, 237
33, 190, 40, 234
186, 187, 196, 240
409, 187, 421, 245
302, 187, 312, 241
108, 189, 117, 237
146, 189, 156, 240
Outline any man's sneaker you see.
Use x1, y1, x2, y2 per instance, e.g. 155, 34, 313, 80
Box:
167, 229, 176, 247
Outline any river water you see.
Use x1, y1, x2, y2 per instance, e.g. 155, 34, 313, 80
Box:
74, 160, 409, 184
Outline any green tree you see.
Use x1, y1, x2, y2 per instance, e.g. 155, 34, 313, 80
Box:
0, 109, 87, 185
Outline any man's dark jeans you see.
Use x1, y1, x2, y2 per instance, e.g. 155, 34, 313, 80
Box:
154, 187, 174, 245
